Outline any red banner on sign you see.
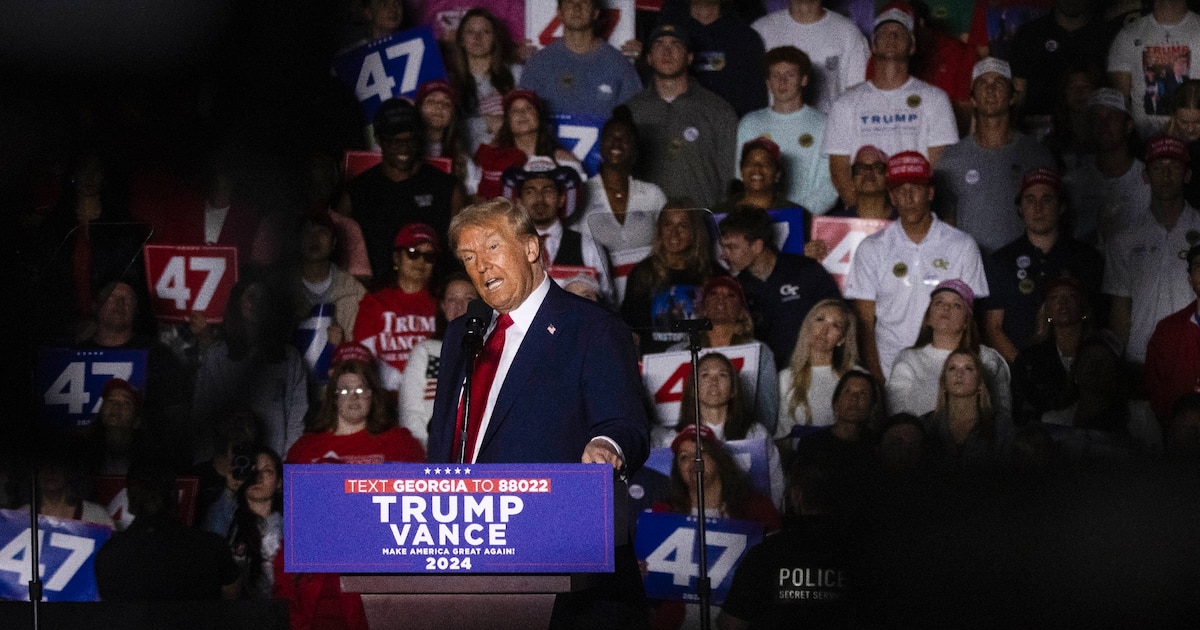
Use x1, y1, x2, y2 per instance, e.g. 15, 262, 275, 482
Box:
94, 475, 200, 529
810, 216, 891, 291
143, 245, 239, 324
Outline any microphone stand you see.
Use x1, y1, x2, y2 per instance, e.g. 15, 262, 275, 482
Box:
671, 317, 713, 629
28, 464, 42, 629
457, 306, 489, 464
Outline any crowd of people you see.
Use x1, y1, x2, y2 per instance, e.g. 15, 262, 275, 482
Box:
7, 0, 1200, 627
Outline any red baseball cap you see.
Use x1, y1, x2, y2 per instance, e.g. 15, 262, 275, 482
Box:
886, 151, 931, 189
1145, 135, 1190, 165
393, 222, 441, 252
671, 424, 720, 454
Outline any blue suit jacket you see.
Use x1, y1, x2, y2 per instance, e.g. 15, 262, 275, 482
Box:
428, 281, 650, 471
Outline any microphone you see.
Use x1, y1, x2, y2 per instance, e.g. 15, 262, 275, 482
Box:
462, 298, 492, 354
458, 298, 492, 464
669, 317, 713, 333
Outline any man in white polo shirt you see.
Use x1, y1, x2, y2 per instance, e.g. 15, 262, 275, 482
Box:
1104, 134, 1200, 368
844, 151, 988, 383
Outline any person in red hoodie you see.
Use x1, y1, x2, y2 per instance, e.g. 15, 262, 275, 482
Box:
1145, 244, 1200, 422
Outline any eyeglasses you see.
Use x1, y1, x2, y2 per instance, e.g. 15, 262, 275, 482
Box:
402, 248, 438, 264
852, 163, 887, 176
336, 387, 371, 397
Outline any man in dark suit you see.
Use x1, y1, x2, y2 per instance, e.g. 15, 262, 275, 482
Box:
428, 196, 651, 627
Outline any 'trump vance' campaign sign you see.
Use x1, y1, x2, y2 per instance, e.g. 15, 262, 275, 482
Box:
285, 463, 614, 573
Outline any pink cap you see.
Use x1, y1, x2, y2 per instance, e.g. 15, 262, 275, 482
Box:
853, 144, 889, 165
931, 278, 975, 311
886, 151, 931, 189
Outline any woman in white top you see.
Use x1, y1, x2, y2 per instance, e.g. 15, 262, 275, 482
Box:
777, 298, 860, 436
574, 113, 667, 304
887, 279, 1012, 421
666, 276, 778, 433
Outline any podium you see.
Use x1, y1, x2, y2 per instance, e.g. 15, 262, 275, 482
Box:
342, 574, 588, 629
285, 463, 617, 629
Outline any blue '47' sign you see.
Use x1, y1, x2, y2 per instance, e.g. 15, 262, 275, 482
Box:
333, 26, 448, 123
0, 509, 112, 602
36, 348, 148, 430
635, 511, 763, 605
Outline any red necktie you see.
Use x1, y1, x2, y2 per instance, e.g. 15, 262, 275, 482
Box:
453, 314, 513, 462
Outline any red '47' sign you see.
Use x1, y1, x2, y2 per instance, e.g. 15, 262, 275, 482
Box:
143, 245, 238, 324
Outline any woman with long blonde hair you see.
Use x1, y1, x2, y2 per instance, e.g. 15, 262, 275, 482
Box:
777, 299, 860, 436
620, 202, 718, 353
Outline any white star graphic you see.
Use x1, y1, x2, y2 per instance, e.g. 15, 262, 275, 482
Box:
424, 467, 431, 475
454, 467, 462, 474
464, 467, 471, 474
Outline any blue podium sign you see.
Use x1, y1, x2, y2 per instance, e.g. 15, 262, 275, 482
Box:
0, 509, 112, 602
284, 463, 614, 573
333, 26, 448, 123
635, 511, 763, 605
36, 348, 149, 429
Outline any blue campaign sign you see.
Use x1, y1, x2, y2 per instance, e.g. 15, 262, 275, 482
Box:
333, 26, 448, 123
635, 511, 763, 605
552, 114, 605, 177
36, 348, 149, 430
293, 303, 335, 383
284, 463, 614, 573
724, 438, 771, 499
0, 509, 112, 602
712, 207, 806, 256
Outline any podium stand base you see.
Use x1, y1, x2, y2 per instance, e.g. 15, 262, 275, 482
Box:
343, 574, 583, 630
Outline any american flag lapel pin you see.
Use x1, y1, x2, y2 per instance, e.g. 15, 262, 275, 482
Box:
547, 324, 556, 335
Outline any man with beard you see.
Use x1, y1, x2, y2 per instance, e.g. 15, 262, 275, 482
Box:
508, 156, 611, 301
